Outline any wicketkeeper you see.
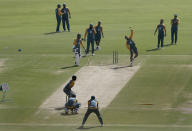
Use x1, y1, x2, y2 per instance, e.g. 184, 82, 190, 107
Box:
64, 94, 81, 114
73, 33, 85, 66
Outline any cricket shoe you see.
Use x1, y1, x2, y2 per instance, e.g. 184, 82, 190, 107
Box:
92, 53, 95, 56
96, 46, 99, 51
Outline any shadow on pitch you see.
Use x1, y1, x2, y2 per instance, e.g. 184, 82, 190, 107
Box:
111, 65, 132, 70
60, 65, 78, 69
146, 43, 172, 52
55, 106, 65, 110
60, 112, 78, 116
77, 126, 101, 130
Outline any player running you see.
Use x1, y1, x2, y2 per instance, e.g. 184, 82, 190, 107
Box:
94, 21, 104, 50
171, 14, 179, 45
125, 29, 138, 67
154, 19, 166, 49
73, 33, 85, 66
84, 24, 96, 56
63, 75, 77, 98
81, 96, 103, 128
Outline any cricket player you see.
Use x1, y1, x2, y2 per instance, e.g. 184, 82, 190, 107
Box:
55, 4, 62, 32
94, 21, 104, 50
64, 94, 81, 114
125, 29, 138, 67
81, 96, 103, 128
61, 3, 71, 32
154, 19, 166, 48
171, 14, 179, 44
63, 75, 76, 97
73, 33, 85, 66
84, 24, 96, 56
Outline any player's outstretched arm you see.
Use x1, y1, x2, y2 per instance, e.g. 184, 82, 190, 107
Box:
68, 8, 71, 18
129, 29, 134, 39
84, 29, 88, 40
101, 27, 104, 38
154, 26, 158, 36
164, 25, 167, 37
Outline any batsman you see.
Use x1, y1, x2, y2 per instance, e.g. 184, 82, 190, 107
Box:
73, 33, 85, 66
63, 75, 77, 98
125, 28, 138, 67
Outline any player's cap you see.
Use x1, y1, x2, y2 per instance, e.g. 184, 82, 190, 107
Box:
77, 33, 81, 38
91, 96, 95, 100
72, 75, 77, 80
57, 4, 61, 8
63, 3, 66, 6
98, 21, 101, 24
174, 14, 178, 17
90, 24, 93, 27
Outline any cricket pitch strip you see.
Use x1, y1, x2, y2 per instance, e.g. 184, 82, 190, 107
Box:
39, 65, 141, 113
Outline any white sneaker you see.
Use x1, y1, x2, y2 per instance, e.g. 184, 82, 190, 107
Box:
92, 53, 95, 56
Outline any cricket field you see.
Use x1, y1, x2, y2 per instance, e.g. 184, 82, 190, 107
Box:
0, 0, 192, 131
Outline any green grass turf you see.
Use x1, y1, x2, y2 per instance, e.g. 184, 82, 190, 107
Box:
0, 0, 192, 130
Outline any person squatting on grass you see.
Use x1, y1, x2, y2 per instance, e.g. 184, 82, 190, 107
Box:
84, 24, 96, 56
63, 75, 76, 97
81, 96, 103, 128
125, 29, 138, 67
61, 3, 71, 32
64, 94, 81, 114
94, 21, 104, 51
171, 14, 180, 45
154, 19, 167, 49
55, 4, 62, 32
73, 33, 85, 66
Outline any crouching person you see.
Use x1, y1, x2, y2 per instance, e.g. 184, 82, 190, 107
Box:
64, 94, 81, 114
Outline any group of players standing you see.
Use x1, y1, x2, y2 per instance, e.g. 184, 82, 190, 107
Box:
55, 3, 179, 67
154, 14, 180, 49
55, 3, 180, 128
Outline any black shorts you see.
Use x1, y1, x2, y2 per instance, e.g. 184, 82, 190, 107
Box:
130, 46, 138, 54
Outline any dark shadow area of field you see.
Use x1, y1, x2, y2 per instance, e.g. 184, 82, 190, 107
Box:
55, 106, 65, 110
60, 112, 78, 116
44, 32, 59, 35
60, 65, 77, 69
77, 126, 101, 130
111, 65, 131, 69
146, 44, 172, 52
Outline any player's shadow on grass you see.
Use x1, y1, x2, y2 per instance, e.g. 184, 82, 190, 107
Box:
44, 32, 60, 35
60, 65, 78, 69
111, 65, 131, 70
77, 126, 101, 130
146, 43, 172, 52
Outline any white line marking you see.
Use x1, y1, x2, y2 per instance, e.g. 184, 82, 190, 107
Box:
0, 123, 192, 128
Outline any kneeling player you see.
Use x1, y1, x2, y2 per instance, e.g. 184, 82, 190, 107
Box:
64, 94, 81, 114
125, 29, 138, 67
73, 33, 85, 66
